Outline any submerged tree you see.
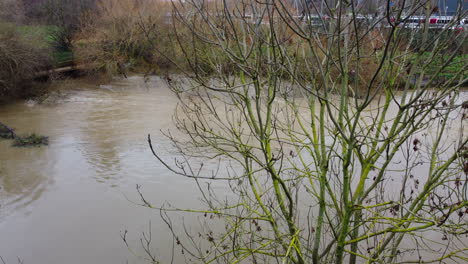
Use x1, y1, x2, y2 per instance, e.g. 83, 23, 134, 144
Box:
137, 0, 468, 263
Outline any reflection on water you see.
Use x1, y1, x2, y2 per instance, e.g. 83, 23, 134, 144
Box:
0, 141, 50, 215
80, 99, 127, 183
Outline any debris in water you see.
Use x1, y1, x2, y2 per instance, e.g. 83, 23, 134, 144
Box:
12, 133, 49, 147
0, 122, 16, 139
1, 122, 48, 147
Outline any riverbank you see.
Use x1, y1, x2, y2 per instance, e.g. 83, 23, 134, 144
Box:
0, 70, 114, 105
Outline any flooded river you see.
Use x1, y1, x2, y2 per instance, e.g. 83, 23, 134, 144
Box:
0, 76, 204, 264
0, 76, 466, 263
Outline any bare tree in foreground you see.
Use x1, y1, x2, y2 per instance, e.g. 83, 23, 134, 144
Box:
135, 0, 468, 263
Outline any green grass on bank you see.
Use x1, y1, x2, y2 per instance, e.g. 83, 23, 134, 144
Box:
16, 24, 57, 47
53, 50, 74, 67
1, 23, 74, 67
417, 53, 468, 81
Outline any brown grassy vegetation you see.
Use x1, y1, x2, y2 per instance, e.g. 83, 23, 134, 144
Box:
72, 0, 394, 92
74, 0, 178, 75
0, 23, 52, 100
74, 0, 466, 91
74, 0, 296, 76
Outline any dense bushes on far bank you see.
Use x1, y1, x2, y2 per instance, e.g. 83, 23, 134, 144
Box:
74, 0, 177, 75
73, 1, 467, 90
0, 23, 51, 100
1, 0, 466, 102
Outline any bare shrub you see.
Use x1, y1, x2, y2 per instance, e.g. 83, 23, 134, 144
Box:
0, 23, 51, 99
39, 0, 96, 51
74, 0, 177, 75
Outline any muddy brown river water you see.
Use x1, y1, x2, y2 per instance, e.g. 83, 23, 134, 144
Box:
0, 76, 206, 264
0, 76, 467, 264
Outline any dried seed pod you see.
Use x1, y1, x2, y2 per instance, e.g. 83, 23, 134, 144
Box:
462, 101, 468, 109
